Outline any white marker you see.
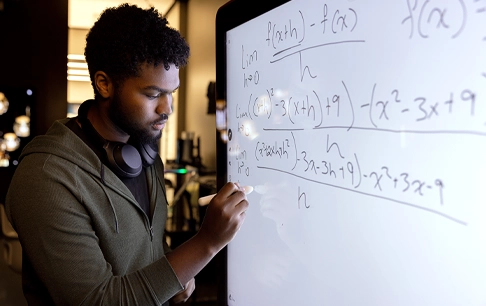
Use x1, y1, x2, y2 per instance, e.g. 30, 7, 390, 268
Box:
198, 185, 253, 206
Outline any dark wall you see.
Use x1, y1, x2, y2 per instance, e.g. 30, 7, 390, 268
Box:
0, 0, 68, 203
0, 0, 68, 134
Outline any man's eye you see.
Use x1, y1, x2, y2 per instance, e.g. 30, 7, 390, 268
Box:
147, 94, 160, 99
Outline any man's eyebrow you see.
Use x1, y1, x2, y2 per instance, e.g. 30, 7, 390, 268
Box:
143, 85, 180, 93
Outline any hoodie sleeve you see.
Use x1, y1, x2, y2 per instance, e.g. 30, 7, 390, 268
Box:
6, 130, 183, 305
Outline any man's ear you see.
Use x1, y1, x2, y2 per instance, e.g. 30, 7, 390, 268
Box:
94, 71, 113, 99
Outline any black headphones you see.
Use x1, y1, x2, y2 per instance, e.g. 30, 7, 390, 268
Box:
78, 100, 158, 178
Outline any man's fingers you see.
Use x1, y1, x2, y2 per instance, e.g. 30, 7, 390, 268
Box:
171, 278, 195, 304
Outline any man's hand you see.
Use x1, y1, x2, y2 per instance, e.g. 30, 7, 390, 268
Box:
198, 182, 249, 253
170, 278, 195, 304
165, 182, 249, 287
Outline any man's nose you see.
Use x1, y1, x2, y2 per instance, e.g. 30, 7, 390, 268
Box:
157, 95, 173, 116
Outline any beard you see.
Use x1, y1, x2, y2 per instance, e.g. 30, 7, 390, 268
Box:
108, 90, 162, 148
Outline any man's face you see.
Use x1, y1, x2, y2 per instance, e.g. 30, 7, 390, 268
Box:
108, 62, 180, 146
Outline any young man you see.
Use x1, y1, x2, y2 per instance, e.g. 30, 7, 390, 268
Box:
6, 4, 248, 305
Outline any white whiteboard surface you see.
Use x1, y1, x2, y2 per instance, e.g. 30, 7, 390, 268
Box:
223, 0, 486, 305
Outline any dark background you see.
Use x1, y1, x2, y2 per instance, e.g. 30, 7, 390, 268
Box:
0, 0, 68, 203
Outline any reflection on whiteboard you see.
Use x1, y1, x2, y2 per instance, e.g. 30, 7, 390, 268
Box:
221, 0, 486, 305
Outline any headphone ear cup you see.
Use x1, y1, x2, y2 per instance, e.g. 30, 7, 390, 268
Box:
78, 100, 150, 177
104, 142, 143, 178
137, 142, 158, 167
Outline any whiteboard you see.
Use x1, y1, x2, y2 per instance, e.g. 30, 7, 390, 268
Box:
217, 0, 486, 305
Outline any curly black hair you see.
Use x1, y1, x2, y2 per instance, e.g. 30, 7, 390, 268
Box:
84, 3, 190, 97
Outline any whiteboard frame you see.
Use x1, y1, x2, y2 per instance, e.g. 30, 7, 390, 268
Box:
216, 0, 486, 305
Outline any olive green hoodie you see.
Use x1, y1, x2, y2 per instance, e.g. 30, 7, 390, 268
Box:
6, 119, 183, 305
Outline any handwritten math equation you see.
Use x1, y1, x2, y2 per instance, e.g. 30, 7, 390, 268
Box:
240, 0, 486, 88
234, 82, 484, 136
227, 0, 486, 228
228, 129, 467, 225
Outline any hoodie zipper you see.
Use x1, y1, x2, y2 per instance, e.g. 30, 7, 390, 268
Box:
149, 225, 154, 241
